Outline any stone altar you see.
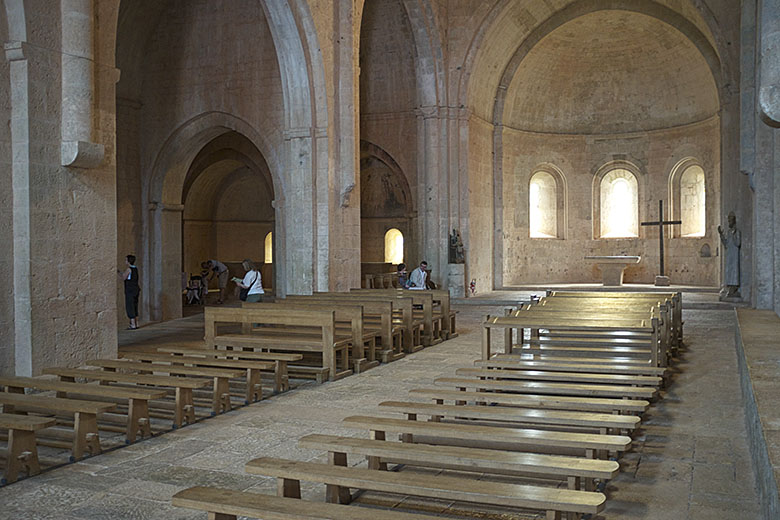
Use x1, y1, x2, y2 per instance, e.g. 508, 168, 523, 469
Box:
585, 256, 641, 286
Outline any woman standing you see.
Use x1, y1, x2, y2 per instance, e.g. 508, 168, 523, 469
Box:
120, 254, 140, 329
234, 259, 264, 302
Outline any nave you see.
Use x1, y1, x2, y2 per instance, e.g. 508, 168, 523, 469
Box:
0, 293, 759, 519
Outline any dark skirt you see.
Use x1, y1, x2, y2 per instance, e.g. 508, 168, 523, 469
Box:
125, 289, 140, 319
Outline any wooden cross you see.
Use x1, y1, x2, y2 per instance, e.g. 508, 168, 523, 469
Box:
640, 200, 681, 277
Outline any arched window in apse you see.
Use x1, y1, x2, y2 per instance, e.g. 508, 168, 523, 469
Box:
264, 232, 273, 263
529, 171, 557, 238
384, 228, 403, 264
600, 169, 639, 238
680, 165, 706, 237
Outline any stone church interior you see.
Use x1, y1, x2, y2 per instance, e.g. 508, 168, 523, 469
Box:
1, 0, 779, 518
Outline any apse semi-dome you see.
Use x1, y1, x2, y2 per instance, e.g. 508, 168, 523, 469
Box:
503, 10, 720, 135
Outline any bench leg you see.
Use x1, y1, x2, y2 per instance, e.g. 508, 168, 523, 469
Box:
207, 513, 236, 520
274, 361, 289, 393
4, 429, 40, 483
327, 451, 352, 504
213, 377, 231, 414
174, 387, 196, 428
546, 511, 561, 520
246, 369, 262, 403
126, 398, 152, 443
72, 412, 100, 460
277, 477, 301, 498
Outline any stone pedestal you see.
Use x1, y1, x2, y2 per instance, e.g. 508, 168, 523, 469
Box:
447, 263, 465, 298
654, 275, 671, 286
585, 256, 641, 286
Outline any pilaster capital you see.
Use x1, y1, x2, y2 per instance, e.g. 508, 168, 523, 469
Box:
148, 202, 185, 213
4, 40, 29, 62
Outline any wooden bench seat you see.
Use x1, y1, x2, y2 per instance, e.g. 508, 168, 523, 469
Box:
298, 433, 619, 489
492, 353, 655, 366
0, 413, 56, 484
377, 400, 640, 433
0, 393, 115, 460
120, 352, 273, 404
206, 306, 351, 382
0, 376, 166, 443
87, 359, 245, 415
435, 377, 657, 400
43, 367, 210, 428
245, 457, 606, 519
157, 346, 300, 393
172, 486, 445, 520
408, 388, 649, 414
455, 367, 662, 387
343, 416, 632, 456
477, 357, 668, 377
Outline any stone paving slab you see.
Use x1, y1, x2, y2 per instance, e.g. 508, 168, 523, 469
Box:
0, 293, 761, 519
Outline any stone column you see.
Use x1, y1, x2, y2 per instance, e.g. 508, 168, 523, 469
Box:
60, 0, 104, 168
283, 129, 316, 295
147, 203, 183, 321
416, 106, 446, 284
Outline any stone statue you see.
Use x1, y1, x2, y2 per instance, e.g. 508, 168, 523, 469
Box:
449, 229, 465, 264
718, 211, 741, 298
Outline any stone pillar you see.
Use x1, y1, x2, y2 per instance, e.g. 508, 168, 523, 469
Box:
60, 0, 104, 168
759, 0, 780, 126
284, 130, 316, 295
417, 106, 446, 285
147, 203, 183, 321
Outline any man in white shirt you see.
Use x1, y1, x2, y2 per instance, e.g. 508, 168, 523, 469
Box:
409, 261, 428, 289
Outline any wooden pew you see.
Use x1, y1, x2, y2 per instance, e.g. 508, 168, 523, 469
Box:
351, 289, 438, 345
86, 359, 245, 415
377, 400, 640, 434
476, 357, 668, 377
291, 293, 419, 353
245, 457, 607, 519
408, 388, 650, 415
118, 352, 273, 404
156, 346, 300, 394
0, 413, 55, 484
0, 376, 167, 443
0, 393, 115, 460
283, 295, 404, 361
434, 377, 657, 400
482, 314, 663, 366
342, 415, 632, 457
172, 486, 453, 520
43, 367, 209, 428
351, 288, 457, 340
455, 367, 662, 387
205, 306, 351, 382
298, 433, 619, 491
242, 301, 380, 373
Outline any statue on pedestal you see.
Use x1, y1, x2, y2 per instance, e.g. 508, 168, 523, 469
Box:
718, 211, 741, 299
449, 229, 465, 264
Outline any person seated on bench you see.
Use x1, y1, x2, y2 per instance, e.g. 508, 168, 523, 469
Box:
396, 263, 411, 289
186, 275, 203, 305
409, 261, 436, 290
233, 259, 264, 303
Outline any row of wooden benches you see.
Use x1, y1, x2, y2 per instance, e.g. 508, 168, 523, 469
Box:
170, 291, 678, 519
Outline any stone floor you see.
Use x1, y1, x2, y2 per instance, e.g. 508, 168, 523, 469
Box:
0, 291, 761, 519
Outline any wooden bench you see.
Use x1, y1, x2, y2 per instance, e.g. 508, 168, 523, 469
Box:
477, 357, 668, 377
283, 295, 404, 361
0, 376, 167, 443
119, 352, 273, 404
408, 388, 650, 414
172, 485, 451, 520
86, 359, 245, 415
205, 306, 351, 383
0, 413, 55, 484
43, 367, 210, 428
342, 415, 632, 457
243, 301, 380, 373
157, 346, 299, 394
0, 393, 115, 460
455, 367, 662, 387
377, 400, 641, 434
245, 457, 606, 520
298, 433, 619, 490
435, 377, 657, 400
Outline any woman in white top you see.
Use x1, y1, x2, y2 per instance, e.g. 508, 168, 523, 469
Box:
235, 259, 264, 302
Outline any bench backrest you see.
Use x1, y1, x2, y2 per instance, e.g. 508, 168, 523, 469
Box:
204, 306, 336, 348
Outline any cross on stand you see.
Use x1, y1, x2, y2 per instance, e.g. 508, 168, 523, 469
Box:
641, 200, 681, 285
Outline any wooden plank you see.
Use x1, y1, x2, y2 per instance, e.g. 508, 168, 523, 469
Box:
408, 388, 649, 414
245, 457, 607, 515
0, 413, 56, 431
475, 358, 668, 377
0, 376, 167, 401
172, 486, 447, 520
0, 393, 115, 415
435, 377, 657, 399
87, 359, 245, 379
455, 367, 662, 387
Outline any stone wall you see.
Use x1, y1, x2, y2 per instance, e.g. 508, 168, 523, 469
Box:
502, 118, 721, 285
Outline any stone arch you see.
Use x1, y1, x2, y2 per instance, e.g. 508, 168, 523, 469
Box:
527, 163, 567, 239
145, 112, 283, 321
592, 160, 646, 239
668, 157, 706, 238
